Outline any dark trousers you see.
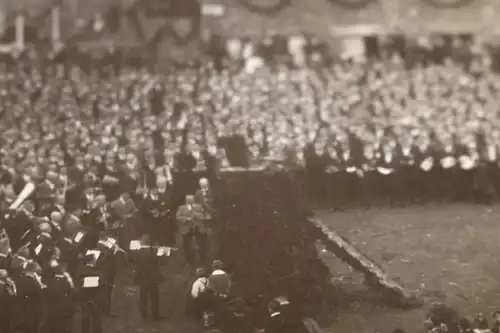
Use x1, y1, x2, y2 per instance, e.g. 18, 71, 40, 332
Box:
139, 284, 160, 319
0, 316, 11, 333
102, 270, 116, 314
81, 301, 102, 333
183, 230, 208, 264
19, 311, 41, 333
46, 313, 72, 333
102, 284, 114, 314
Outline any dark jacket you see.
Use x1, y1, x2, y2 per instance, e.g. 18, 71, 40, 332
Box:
46, 273, 76, 316
133, 247, 163, 286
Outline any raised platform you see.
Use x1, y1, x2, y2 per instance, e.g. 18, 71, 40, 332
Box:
172, 167, 421, 310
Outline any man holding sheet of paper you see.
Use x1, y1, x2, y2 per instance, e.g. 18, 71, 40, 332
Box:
78, 251, 105, 333
130, 234, 164, 321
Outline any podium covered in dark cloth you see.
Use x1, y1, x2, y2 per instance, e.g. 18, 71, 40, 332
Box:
209, 167, 419, 313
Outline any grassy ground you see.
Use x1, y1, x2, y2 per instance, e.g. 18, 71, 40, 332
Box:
100, 203, 500, 333
316, 203, 500, 333
101, 253, 207, 333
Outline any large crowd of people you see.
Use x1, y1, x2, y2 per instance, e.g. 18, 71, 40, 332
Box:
0, 31, 499, 333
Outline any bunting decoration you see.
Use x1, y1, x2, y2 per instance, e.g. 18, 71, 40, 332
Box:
237, 0, 291, 15
421, 0, 473, 8
328, 0, 375, 8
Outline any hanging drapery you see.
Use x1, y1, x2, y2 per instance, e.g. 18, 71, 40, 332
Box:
421, 0, 473, 8
237, 0, 291, 15
327, 0, 375, 9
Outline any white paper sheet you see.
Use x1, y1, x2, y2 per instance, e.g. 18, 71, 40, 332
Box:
157, 247, 171, 257
74, 232, 84, 243
129, 240, 141, 250
34, 243, 42, 255
83, 276, 100, 288
86, 250, 101, 260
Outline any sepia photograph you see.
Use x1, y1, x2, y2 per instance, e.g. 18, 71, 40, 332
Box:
0, 0, 500, 332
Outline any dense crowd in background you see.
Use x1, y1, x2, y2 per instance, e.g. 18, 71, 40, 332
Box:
1, 34, 499, 179
0, 34, 499, 206
0, 32, 500, 333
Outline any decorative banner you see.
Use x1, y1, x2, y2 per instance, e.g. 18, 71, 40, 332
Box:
237, 0, 291, 15
328, 0, 375, 8
421, 0, 473, 8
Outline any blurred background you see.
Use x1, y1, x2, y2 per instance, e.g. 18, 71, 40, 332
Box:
1, 0, 499, 66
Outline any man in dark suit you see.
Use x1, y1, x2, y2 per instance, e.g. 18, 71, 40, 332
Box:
142, 187, 169, 244
96, 232, 118, 317
79, 253, 105, 333
0, 269, 17, 332
45, 261, 76, 333
156, 177, 175, 246
101, 159, 122, 202
132, 234, 164, 321
58, 230, 80, 278
18, 261, 46, 333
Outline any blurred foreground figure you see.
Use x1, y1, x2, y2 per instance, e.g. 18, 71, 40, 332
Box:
0, 269, 16, 333
262, 296, 308, 333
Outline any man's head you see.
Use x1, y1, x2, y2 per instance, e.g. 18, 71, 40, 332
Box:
22, 200, 35, 213
212, 260, 224, 271
38, 221, 52, 235
96, 194, 107, 207
493, 311, 500, 324
50, 211, 63, 223
25, 260, 39, 274
55, 193, 65, 206
199, 178, 209, 190
186, 195, 194, 205
196, 267, 207, 278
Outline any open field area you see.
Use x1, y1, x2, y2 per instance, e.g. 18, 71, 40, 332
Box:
317, 203, 500, 333
99, 203, 500, 333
